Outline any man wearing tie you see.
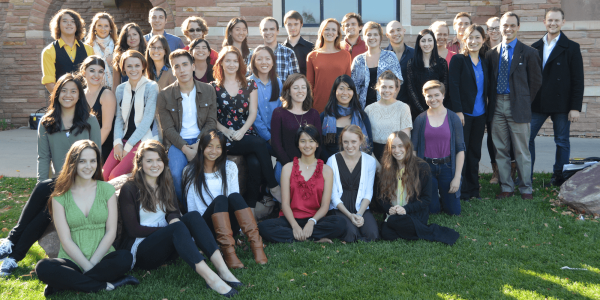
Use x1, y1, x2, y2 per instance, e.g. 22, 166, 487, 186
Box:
529, 7, 584, 187
485, 12, 542, 199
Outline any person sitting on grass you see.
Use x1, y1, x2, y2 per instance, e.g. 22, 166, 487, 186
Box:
378, 131, 460, 245
326, 125, 379, 242
182, 129, 267, 269
35, 140, 138, 297
258, 125, 347, 243
118, 140, 241, 297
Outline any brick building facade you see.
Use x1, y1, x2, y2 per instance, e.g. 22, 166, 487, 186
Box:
0, 0, 598, 136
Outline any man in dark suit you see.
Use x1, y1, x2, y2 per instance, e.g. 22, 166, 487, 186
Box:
485, 12, 542, 200
530, 7, 584, 187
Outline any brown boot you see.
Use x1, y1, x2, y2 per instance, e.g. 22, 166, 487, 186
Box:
510, 161, 517, 183
490, 163, 499, 184
235, 208, 267, 265
211, 212, 244, 269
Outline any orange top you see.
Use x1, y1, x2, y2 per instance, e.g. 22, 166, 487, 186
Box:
306, 50, 352, 113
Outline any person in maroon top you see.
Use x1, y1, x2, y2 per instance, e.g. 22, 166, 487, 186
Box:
271, 73, 322, 185
259, 125, 346, 243
340, 13, 366, 61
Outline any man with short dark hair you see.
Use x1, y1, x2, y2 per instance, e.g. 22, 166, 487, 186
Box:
144, 7, 185, 51
447, 12, 472, 53
485, 12, 542, 200
41, 9, 94, 93
282, 10, 314, 76
384, 20, 414, 103
260, 17, 300, 82
529, 7, 584, 187
340, 13, 366, 60
156, 49, 217, 203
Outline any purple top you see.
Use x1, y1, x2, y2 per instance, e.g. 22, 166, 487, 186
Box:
424, 114, 451, 158
270, 107, 322, 165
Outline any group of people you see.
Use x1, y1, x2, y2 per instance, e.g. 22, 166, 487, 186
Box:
0, 5, 584, 298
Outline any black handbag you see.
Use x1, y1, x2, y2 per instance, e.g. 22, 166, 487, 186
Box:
29, 107, 47, 130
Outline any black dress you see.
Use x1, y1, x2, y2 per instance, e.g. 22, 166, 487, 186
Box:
365, 67, 378, 107
337, 153, 361, 213
91, 87, 115, 163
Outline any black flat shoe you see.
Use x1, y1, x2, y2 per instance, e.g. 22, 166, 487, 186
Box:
206, 283, 239, 298
109, 275, 140, 289
44, 285, 62, 297
220, 276, 244, 288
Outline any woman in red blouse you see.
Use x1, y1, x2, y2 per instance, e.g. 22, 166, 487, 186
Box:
258, 125, 347, 243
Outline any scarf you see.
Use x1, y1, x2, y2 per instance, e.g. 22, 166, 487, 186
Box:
93, 35, 115, 89
322, 106, 368, 145
120, 76, 154, 150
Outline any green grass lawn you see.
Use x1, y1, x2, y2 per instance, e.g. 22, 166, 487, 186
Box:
1, 174, 599, 300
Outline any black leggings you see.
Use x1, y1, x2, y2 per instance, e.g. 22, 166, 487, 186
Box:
202, 193, 248, 236
258, 216, 347, 243
35, 250, 133, 293
134, 211, 219, 271
227, 135, 278, 207
7, 179, 55, 261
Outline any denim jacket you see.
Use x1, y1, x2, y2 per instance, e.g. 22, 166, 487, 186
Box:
351, 50, 403, 108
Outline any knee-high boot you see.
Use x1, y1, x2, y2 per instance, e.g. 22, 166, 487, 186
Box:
234, 208, 267, 265
211, 212, 244, 269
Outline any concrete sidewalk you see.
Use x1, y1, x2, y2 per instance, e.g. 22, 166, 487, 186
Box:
0, 128, 599, 178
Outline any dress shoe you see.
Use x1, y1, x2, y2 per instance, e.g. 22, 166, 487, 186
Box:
521, 193, 533, 200
206, 283, 239, 298
496, 192, 514, 199
109, 275, 140, 289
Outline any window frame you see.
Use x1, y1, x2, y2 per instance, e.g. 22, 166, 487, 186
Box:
282, 0, 401, 27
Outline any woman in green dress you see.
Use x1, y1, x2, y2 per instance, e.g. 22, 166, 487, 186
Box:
35, 140, 138, 297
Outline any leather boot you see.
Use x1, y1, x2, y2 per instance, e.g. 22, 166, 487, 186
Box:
490, 163, 499, 184
510, 161, 517, 183
211, 212, 244, 269
235, 208, 267, 265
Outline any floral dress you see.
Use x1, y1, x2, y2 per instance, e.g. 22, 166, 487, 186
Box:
211, 80, 258, 144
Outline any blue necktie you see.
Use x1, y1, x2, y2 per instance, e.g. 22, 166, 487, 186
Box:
497, 45, 510, 93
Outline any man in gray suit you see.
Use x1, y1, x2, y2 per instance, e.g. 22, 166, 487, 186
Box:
485, 12, 542, 200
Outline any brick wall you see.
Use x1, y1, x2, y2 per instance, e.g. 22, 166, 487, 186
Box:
0, 0, 598, 137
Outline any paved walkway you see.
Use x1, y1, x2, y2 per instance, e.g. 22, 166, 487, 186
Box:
0, 128, 599, 178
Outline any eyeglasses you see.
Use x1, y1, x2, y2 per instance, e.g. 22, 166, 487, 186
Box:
488, 27, 500, 32
188, 28, 204, 33
150, 47, 164, 51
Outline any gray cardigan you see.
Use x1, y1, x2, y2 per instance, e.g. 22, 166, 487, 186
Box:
37, 115, 101, 182
114, 80, 159, 151
411, 110, 465, 197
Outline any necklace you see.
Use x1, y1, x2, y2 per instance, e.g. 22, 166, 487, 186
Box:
293, 111, 304, 128
300, 159, 316, 170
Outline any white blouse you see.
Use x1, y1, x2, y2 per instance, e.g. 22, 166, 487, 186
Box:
130, 205, 168, 269
186, 160, 240, 215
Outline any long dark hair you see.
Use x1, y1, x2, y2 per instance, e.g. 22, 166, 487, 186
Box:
113, 23, 147, 72
461, 24, 487, 58
130, 140, 178, 213
413, 29, 441, 69
323, 75, 366, 119
379, 131, 425, 203
182, 129, 229, 208
145, 35, 172, 80
250, 45, 280, 102
222, 18, 250, 59
49, 140, 103, 216
42, 73, 92, 135
295, 124, 321, 153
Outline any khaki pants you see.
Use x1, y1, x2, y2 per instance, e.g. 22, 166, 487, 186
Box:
491, 94, 532, 194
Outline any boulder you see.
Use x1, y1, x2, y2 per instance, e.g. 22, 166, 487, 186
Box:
558, 162, 600, 215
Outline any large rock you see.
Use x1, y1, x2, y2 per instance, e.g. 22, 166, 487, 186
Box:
558, 162, 600, 215
38, 156, 249, 258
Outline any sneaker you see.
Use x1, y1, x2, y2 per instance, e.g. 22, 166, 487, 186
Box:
0, 239, 13, 260
0, 257, 17, 277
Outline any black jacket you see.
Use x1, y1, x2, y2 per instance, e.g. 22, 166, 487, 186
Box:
485, 40, 542, 123
531, 32, 584, 114
448, 54, 489, 114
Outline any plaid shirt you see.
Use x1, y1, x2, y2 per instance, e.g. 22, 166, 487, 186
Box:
273, 44, 300, 82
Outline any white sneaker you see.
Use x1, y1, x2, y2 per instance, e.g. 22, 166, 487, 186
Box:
0, 257, 17, 277
0, 239, 12, 260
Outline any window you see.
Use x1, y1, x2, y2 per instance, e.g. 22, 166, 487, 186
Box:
282, 0, 400, 26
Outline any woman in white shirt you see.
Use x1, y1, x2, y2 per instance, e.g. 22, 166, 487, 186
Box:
326, 125, 378, 242
183, 129, 267, 269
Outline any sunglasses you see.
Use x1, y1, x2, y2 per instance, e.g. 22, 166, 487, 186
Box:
188, 28, 204, 33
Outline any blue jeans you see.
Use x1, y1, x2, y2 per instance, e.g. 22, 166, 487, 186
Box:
529, 112, 570, 179
169, 138, 197, 205
427, 161, 461, 216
